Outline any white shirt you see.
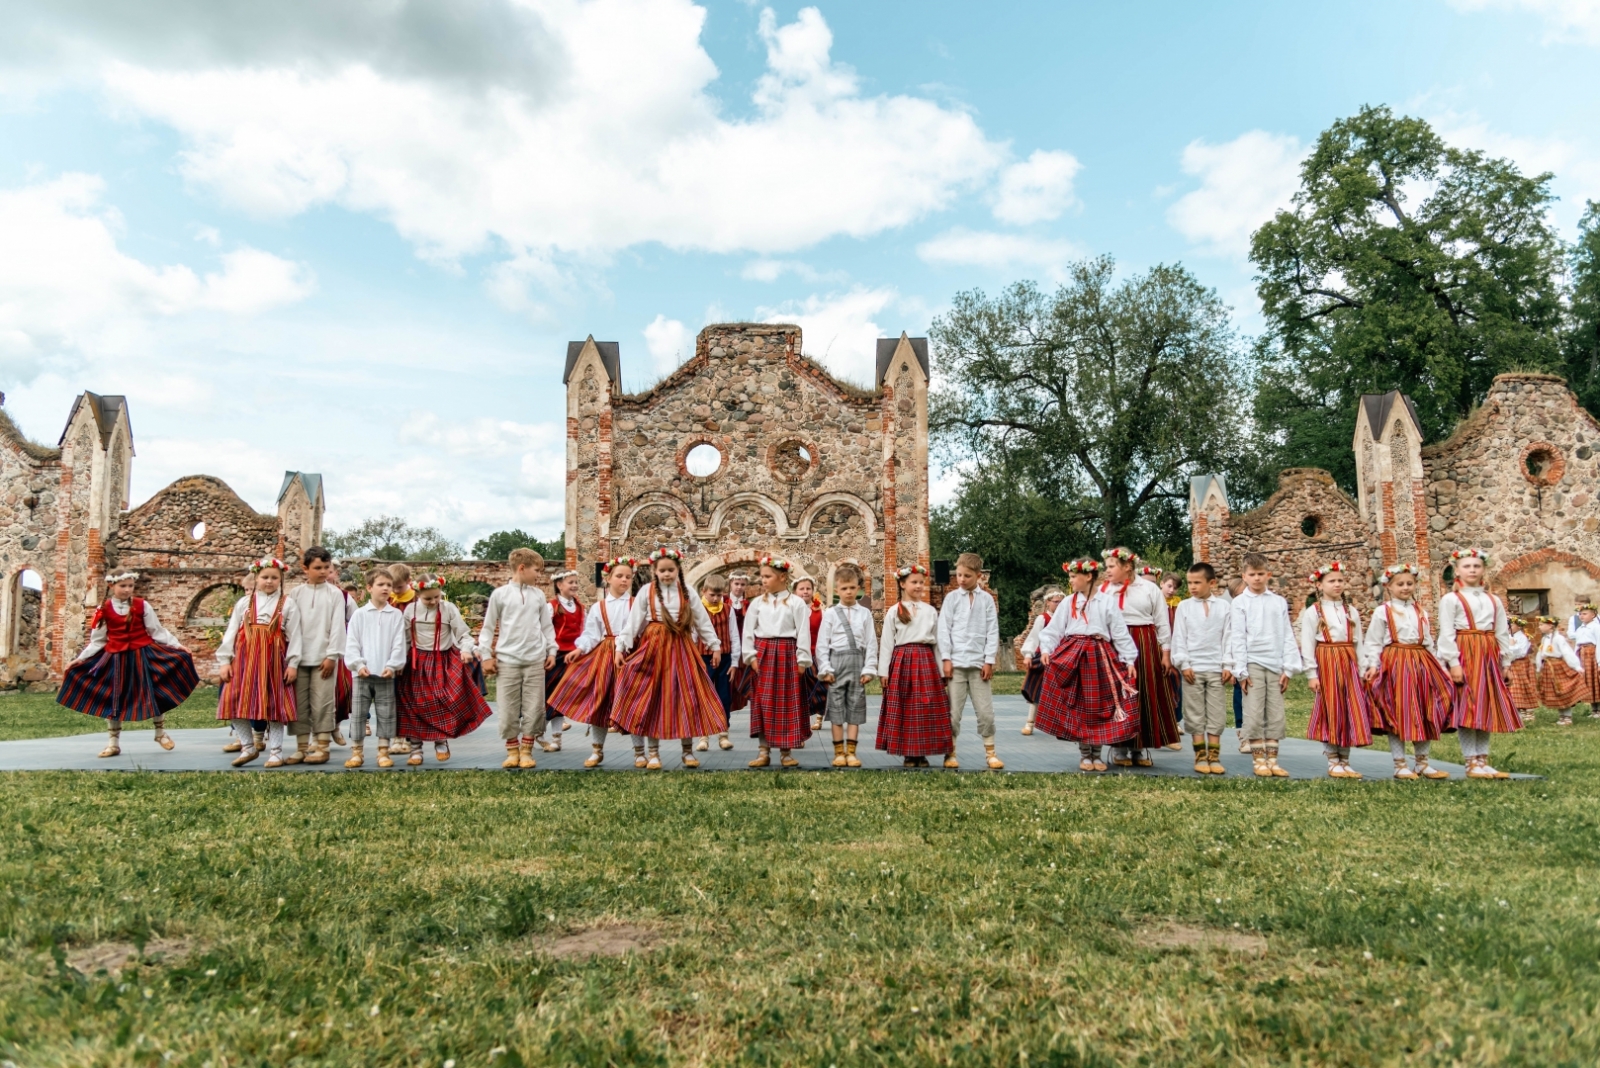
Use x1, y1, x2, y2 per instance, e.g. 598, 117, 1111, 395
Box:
877, 600, 940, 678
1435, 587, 1513, 670
576, 594, 633, 653
345, 601, 408, 674
287, 581, 349, 664
1099, 577, 1172, 646
216, 590, 302, 668
815, 602, 879, 679
1538, 631, 1583, 673
740, 590, 813, 668
1019, 611, 1056, 661
1509, 631, 1532, 660
1567, 616, 1600, 648
1360, 600, 1437, 670
75, 598, 185, 662
936, 585, 1000, 668
1227, 588, 1303, 678
478, 581, 558, 666
404, 600, 475, 656
617, 581, 720, 655
1037, 591, 1137, 666
1297, 599, 1362, 680
1170, 595, 1231, 674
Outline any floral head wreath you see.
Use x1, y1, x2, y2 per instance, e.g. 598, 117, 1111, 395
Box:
1450, 548, 1489, 565
249, 557, 287, 574
896, 564, 930, 580
1101, 547, 1141, 566
1062, 559, 1102, 576
758, 555, 792, 572
601, 556, 638, 575
648, 547, 683, 564
548, 569, 578, 584
1307, 560, 1345, 585
1138, 565, 1164, 578
412, 576, 447, 592
1039, 585, 1066, 601
1379, 563, 1419, 586
106, 570, 140, 585
1537, 615, 1560, 626
1576, 601, 1598, 613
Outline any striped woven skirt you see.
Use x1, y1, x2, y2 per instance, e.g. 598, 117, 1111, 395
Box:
1507, 655, 1540, 711
1451, 630, 1521, 733
1127, 624, 1181, 749
1306, 641, 1374, 747
1034, 635, 1139, 746
57, 644, 199, 722
1020, 659, 1045, 705
875, 643, 952, 757
396, 648, 493, 740
1369, 642, 1452, 742
1539, 658, 1588, 711
547, 638, 620, 729
1582, 644, 1600, 705
729, 663, 753, 712
611, 623, 728, 740
747, 637, 811, 749
216, 648, 296, 724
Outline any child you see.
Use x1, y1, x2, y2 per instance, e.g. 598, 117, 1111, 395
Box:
1299, 562, 1374, 779
727, 571, 754, 715
816, 563, 878, 767
478, 548, 558, 770
1506, 616, 1541, 720
937, 551, 1004, 770
216, 557, 302, 768
383, 563, 417, 756
220, 568, 257, 755
1171, 562, 1232, 775
794, 576, 828, 732
539, 569, 586, 752
58, 570, 199, 757
285, 546, 349, 765
397, 575, 493, 763
1227, 576, 1247, 750
1568, 602, 1600, 717
1362, 564, 1453, 780
612, 547, 727, 768
343, 569, 408, 768
1100, 548, 1180, 766
696, 573, 740, 752
741, 556, 813, 767
1227, 552, 1303, 778
876, 565, 953, 767
1436, 548, 1520, 779
548, 557, 637, 768
1035, 559, 1138, 772
332, 576, 357, 746
1019, 586, 1067, 735
1157, 569, 1184, 739
1536, 617, 1586, 726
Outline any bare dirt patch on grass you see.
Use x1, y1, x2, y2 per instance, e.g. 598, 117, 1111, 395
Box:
65, 937, 201, 978
1138, 922, 1267, 955
532, 924, 662, 960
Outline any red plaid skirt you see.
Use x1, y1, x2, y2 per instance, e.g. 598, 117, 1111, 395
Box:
1507, 655, 1540, 711
611, 623, 728, 740
1369, 643, 1452, 742
1582, 643, 1600, 705
1127, 624, 1181, 748
1539, 658, 1588, 711
1306, 641, 1374, 747
748, 638, 811, 748
875, 643, 952, 757
1451, 630, 1521, 733
58, 644, 199, 722
1035, 634, 1139, 745
1020, 659, 1044, 705
548, 638, 619, 728
396, 648, 493, 740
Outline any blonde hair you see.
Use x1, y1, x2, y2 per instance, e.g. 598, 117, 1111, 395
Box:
835, 564, 862, 585
956, 552, 983, 572
508, 548, 544, 570
386, 562, 412, 587
702, 573, 728, 592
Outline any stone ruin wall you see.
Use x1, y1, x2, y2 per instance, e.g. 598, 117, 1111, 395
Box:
0, 417, 70, 689
1217, 469, 1379, 611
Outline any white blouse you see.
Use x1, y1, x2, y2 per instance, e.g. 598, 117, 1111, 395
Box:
1360, 599, 1436, 670
1509, 631, 1532, 660
216, 590, 302, 668
75, 598, 185, 662
1297, 599, 1362, 679
1435, 587, 1513, 669
617, 581, 720, 655
403, 600, 475, 655
1037, 591, 1137, 666
1098, 577, 1172, 645
1019, 612, 1051, 661
1538, 631, 1583, 673
576, 594, 634, 654
740, 590, 813, 668
876, 600, 940, 678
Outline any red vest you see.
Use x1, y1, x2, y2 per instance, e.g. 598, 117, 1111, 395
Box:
93, 599, 153, 653
552, 597, 586, 651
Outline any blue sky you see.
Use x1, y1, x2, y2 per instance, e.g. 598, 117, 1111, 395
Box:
2, 0, 1597, 548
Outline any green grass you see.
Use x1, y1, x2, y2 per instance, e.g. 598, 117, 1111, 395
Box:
0, 688, 224, 741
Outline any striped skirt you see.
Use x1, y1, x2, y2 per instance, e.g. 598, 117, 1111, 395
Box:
1507, 655, 1540, 711
1369, 642, 1452, 742
1034, 635, 1139, 746
748, 637, 811, 749
544, 654, 573, 715
1451, 630, 1522, 733
1539, 658, 1588, 711
1127, 624, 1181, 749
216, 657, 296, 724
547, 639, 619, 729
611, 623, 728, 740
1307, 641, 1374, 747
729, 663, 753, 712
1020, 659, 1045, 705
1582, 644, 1600, 705
57, 644, 199, 722
396, 649, 493, 740
875, 643, 952, 757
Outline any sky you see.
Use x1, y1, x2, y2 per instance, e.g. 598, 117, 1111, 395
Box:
2, 0, 1598, 549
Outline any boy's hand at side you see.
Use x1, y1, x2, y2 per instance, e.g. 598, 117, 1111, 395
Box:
1278, 672, 1291, 693
820, 673, 835, 684
942, 659, 953, 680
1182, 667, 1196, 684
357, 666, 370, 678
545, 654, 556, 671
320, 657, 336, 679
482, 657, 498, 676
380, 668, 394, 679
284, 666, 298, 685
980, 663, 994, 682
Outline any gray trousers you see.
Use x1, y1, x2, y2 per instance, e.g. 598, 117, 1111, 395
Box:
292, 664, 340, 736
1241, 664, 1286, 742
1182, 671, 1229, 736
351, 675, 396, 742
824, 648, 868, 724
496, 660, 546, 742
948, 666, 995, 741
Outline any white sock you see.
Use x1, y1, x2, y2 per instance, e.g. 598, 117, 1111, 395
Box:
1415, 740, 1430, 759
1388, 736, 1407, 760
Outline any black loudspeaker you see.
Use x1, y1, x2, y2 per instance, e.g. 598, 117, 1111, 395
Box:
933, 559, 951, 585
593, 561, 605, 586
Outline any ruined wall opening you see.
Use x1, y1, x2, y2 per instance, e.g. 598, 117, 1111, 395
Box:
9, 569, 43, 658
684, 443, 723, 478
187, 583, 246, 632
1300, 515, 1323, 538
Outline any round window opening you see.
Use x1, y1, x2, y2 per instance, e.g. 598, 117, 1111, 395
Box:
1300, 515, 1322, 538
772, 439, 814, 481
1524, 448, 1555, 479
190, 521, 207, 541
685, 443, 723, 478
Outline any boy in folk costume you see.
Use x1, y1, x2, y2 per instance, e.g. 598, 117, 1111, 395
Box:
694, 573, 739, 752
938, 552, 1005, 770
1361, 564, 1453, 780
1436, 548, 1520, 779
59, 570, 199, 757
549, 557, 638, 768
538, 569, 586, 752
383, 563, 417, 755
741, 556, 813, 768
876, 565, 954, 767
1171, 562, 1232, 775
612, 548, 727, 769
816, 563, 878, 767
1019, 586, 1067, 735
1505, 616, 1541, 719
479, 548, 558, 770
1099, 548, 1180, 767
343, 570, 409, 768
216, 558, 302, 768
1567, 602, 1600, 717
1227, 553, 1303, 778
1035, 559, 1139, 772
396, 576, 493, 763
285, 546, 349, 765
1535, 617, 1586, 726
1299, 562, 1375, 779
794, 576, 828, 733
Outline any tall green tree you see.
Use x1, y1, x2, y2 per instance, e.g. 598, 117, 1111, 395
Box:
324, 516, 464, 561
1564, 201, 1600, 415
471, 530, 564, 562
1251, 105, 1565, 486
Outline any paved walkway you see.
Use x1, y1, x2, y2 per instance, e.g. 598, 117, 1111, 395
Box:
0, 696, 1528, 780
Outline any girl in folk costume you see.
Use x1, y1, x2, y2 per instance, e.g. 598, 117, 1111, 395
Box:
1535, 617, 1587, 726
875, 565, 953, 767
1148, 566, 1184, 736
216, 558, 302, 768
694, 573, 739, 752
1018, 586, 1066, 735
1567, 602, 1600, 717
1505, 616, 1540, 720
1099, 548, 1180, 766
396, 576, 493, 764
612, 548, 727, 769
726, 571, 754, 715
59, 570, 199, 757
538, 569, 586, 752
548, 557, 638, 768
1299, 562, 1374, 779
1436, 549, 1520, 779
741, 557, 813, 768
1361, 564, 1453, 780
1035, 560, 1139, 772
794, 576, 829, 733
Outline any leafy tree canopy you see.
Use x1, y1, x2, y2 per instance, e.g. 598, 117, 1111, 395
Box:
471, 529, 565, 563
1564, 201, 1600, 415
324, 515, 464, 562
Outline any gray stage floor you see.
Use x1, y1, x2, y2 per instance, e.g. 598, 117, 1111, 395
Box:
0, 695, 1531, 780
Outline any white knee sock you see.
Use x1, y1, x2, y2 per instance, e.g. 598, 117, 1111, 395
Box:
267, 723, 286, 755
1388, 736, 1407, 760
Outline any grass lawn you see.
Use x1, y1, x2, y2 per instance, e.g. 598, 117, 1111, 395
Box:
2, 690, 1598, 1064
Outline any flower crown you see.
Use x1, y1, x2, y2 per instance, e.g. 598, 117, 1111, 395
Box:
1575, 601, 1598, 613
601, 556, 638, 574
1537, 615, 1560, 626
1137, 565, 1163, 578
649, 547, 683, 564
1379, 563, 1419, 586
548, 569, 578, 584
1307, 560, 1345, 584
1062, 559, 1102, 575
1101, 547, 1141, 565
758, 555, 792, 572
249, 557, 287, 574
106, 570, 140, 585
1450, 548, 1489, 564
412, 576, 447, 591
896, 564, 929, 580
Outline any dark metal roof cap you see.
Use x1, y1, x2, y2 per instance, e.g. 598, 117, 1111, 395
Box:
564, 337, 621, 385
875, 334, 929, 385
1359, 390, 1420, 440
278, 471, 323, 504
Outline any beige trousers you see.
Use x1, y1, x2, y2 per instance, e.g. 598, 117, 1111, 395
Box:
496, 660, 546, 742
947, 666, 996, 741
1240, 664, 1286, 742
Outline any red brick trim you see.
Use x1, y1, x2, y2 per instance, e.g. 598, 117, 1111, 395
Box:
766, 437, 819, 483
1518, 441, 1565, 486
1492, 548, 1600, 595
675, 434, 728, 482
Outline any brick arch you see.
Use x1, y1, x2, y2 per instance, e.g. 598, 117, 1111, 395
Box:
185, 581, 248, 627
685, 548, 819, 587
615, 492, 700, 541
797, 491, 880, 541
1491, 548, 1600, 592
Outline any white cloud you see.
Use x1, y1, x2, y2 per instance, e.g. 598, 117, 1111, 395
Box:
643, 314, 692, 373
739, 258, 843, 283
916, 227, 1080, 279
757, 286, 897, 387
1448, 0, 1600, 44
1429, 108, 1600, 233
1166, 130, 1305, 258
991, 149, 1081, 225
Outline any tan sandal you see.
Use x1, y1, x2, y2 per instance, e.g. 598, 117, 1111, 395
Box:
584, 746, 604, 768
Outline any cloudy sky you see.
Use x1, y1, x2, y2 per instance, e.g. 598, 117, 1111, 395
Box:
2, 0, 1598, 547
